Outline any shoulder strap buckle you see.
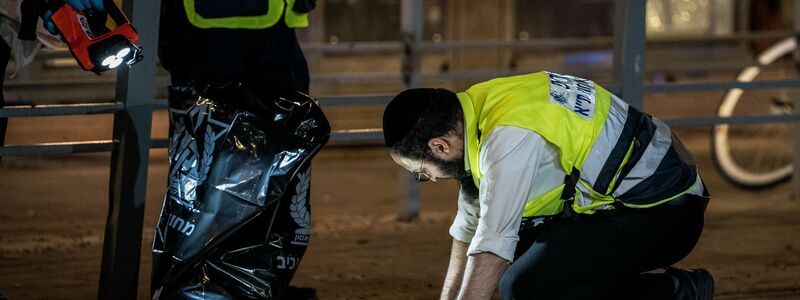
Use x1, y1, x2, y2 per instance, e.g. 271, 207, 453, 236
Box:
559, 168, 581, 220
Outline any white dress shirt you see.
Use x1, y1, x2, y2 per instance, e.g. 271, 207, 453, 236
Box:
448, 125, 706, 263
449, 126, 564, 262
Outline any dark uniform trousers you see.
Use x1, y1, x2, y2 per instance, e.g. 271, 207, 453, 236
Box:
500, 194, 708, 300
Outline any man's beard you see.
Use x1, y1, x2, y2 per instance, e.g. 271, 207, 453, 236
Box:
427, 154, 480, 201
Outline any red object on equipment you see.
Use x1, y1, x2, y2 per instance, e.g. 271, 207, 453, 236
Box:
50, 2, 142, 74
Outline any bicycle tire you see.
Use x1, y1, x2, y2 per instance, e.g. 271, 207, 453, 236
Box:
712, 37, 795, 188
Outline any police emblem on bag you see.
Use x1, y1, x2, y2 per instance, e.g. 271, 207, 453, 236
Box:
167, 103, 230, 212
290, 169, 312, 245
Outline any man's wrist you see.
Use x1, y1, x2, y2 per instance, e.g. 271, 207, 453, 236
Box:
441, 239, 470, 300
440, 285, 459, 300
456, 253, 509, 300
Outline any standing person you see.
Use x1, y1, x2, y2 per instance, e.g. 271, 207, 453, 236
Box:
382, 71, 713, 300
158, 0, 312, 94
151, 1, 326, 299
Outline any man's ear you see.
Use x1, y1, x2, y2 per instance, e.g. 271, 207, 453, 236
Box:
427, 137, 451, 156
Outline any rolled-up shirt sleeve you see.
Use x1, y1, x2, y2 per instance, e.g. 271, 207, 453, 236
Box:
449, 187, 480, 243
466, 126, 553, 262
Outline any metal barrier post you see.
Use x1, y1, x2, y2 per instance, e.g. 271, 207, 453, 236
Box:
793, 0, 800, 200
397, 0, 423, 221
97, 0, 160, 298
613, 0, 647, 109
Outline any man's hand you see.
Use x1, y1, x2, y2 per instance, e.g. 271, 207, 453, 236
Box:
41, 0, 106, 35
66, 0, 105, 11
457, 252, 509, 300
441, 239, 470, 300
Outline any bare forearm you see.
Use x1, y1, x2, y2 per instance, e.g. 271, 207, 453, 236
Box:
457, 252, 509, 300
440, 239, 470, 300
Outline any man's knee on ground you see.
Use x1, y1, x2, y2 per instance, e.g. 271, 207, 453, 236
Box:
499, 267, 557, 299
498, 269, 521, 298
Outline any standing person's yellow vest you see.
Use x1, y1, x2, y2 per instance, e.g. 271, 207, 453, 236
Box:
182, 0, 309, 29
457, 72, 700, 218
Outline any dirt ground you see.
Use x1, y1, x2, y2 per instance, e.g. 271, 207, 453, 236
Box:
1, 115, 800, 299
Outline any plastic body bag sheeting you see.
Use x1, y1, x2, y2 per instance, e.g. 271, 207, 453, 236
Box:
151, 83, 330, 299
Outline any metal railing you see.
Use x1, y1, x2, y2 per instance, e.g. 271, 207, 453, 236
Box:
0, 1, 160, 300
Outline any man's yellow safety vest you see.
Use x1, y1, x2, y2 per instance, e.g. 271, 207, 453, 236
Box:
457, 72, 699, 218
182, 0, 309, 29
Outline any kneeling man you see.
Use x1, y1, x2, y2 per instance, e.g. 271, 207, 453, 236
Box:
382, 72, 713, 300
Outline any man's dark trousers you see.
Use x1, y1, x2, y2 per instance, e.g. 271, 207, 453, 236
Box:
500, 194, 708, 300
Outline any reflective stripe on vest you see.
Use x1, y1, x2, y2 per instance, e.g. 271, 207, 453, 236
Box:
183, 0, 308, 29
458, 71, 697, 217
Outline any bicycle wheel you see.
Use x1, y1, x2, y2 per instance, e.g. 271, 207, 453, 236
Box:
712, 37, 795, 188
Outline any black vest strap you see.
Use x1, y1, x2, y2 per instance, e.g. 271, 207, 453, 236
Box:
560, 168, 581, 201
559, 168, 581, 220
520, 168, 582, 231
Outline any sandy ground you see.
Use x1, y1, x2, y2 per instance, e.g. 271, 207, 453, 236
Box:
1, 117, 800, 299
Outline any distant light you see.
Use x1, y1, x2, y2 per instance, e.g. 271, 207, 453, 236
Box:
650, 16, 662, 28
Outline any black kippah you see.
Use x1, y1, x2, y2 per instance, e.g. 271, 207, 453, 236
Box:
382, 88, 439, 147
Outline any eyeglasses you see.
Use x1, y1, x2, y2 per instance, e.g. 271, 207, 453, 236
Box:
414, 159, 432, 182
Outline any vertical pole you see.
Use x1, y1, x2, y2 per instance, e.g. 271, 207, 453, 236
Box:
402, 0, 423, 87
737, 0, 751, 54
612, 0, 647, 110
398, 0, 423, 221
708, 0, 717, 35
306, 0, 326, 80
792, 0, 800, 200
98, 0, 160, 298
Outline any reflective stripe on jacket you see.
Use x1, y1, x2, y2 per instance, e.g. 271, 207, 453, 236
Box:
457, 71, 699, 217
183, 0, 309, 29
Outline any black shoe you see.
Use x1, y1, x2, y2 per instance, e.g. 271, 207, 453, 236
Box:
665, 267, 715, 300
282, 285, 318, 300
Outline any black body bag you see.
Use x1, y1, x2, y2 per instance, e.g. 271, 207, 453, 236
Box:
151, 82, 330, 299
